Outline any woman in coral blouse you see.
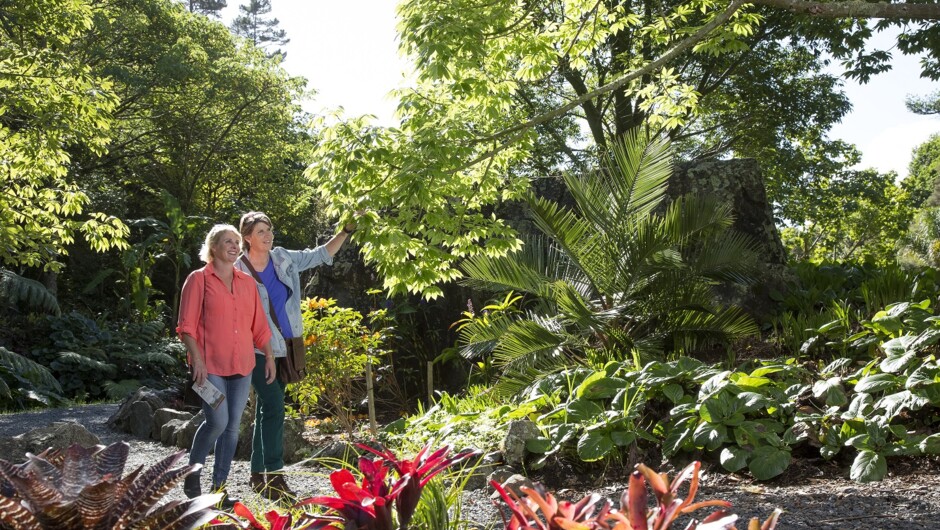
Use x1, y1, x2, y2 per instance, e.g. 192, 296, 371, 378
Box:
176, 224, 275, 508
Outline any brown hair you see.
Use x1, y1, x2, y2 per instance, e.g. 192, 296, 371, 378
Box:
238, 211, 273, 252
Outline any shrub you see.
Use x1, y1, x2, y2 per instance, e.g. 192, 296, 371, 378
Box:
288, 298, 390, 433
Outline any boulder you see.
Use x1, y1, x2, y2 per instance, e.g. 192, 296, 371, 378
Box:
161, 418, 189, 446
501, 419, 541, 466
463, 450, 504, 491
106, 387, 166, 434
127, 400, 155, 439
489, 471, 535, 499
176, 411, 204, 450
152, 408, 194, 440
0, 422, 99, 464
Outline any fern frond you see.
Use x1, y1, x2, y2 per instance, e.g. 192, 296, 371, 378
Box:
0, 347, 62, 393
0, 269, 60, 315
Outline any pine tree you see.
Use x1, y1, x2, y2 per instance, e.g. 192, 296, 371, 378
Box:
230, 0, 289, 58
184, 0, 227, 18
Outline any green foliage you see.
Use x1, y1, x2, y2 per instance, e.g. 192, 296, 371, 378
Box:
902, 133, 940, 209
73, 0, 312, 226
0, 442, 219, 529
0, 347, 65, 411
780, 168, 913, 263
288, 297, 390, 433
381, 387, 521, 454
459, 131, 758, 396
29, 313, 183, 401
0, 0, 129, 272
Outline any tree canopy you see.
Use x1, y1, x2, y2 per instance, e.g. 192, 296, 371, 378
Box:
311, 0, 940, 298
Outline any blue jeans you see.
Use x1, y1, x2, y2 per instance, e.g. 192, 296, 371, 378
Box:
189, 373, 251, 488
251, 354, 286, 473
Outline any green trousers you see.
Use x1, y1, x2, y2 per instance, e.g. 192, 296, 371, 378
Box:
250, 354, 286, 474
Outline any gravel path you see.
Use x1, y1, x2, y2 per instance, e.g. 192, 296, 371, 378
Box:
2, 405, 939, 529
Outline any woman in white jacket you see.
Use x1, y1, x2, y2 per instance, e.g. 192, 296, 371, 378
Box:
236, 211, 356, 501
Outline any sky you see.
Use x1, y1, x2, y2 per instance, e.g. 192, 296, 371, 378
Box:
222, 2, 938, 179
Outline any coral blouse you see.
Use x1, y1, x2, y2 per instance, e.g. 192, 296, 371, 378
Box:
176, 261, 272, 377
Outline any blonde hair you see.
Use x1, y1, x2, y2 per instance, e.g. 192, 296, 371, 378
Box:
199, 224, 240, 263
238, 211, 273, 252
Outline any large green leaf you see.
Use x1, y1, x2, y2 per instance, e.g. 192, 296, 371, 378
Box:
577, 431, 615, 462
692, 422, 727, 451
747, 446, 791, 480
576, 372, 628, 400
854, 373, 899, 394
850, 450, 887, 483
720, 446, 748, 472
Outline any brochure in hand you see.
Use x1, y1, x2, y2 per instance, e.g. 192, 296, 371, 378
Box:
192, 379, 225, 409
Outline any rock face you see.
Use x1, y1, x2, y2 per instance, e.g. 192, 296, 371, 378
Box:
669, 158, 786, 266
669, 158, 791, 321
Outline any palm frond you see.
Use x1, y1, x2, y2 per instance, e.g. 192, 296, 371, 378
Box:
457, 312, 515, 360
607, 128, 673, 220
685, 230, 760, 284
0, 269, 60, 315
527, 195, 606, 283
491, 318, 568, 372
55, 352, 117, 376
663, 306, 758, 352
661, 194, 735, 244
461, 235, 586, 299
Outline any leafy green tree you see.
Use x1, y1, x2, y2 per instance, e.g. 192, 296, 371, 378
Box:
71, 0, 312, 229
456, 131, 758, 396
230, 0, 289, 58
904, 133, 940, 208
0, 0, 129, 272
781, 168, 912, 263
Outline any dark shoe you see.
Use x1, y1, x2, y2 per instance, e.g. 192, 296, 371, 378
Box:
183, 473, 201, 499
249, 472, 267, 495
265, 473, 295, 501
214, 484, 238, 510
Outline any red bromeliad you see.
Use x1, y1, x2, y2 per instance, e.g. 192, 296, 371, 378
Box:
356, 443, 479, 528
210, 501, 334, 530
492, 461, 781, 530
299, 444, 478, 530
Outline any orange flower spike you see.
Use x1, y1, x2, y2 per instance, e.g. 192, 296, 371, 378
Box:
519, 486, 557, 524
636, 463, 669, 500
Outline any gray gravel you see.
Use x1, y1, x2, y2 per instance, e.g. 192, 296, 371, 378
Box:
2, 405, 940, 529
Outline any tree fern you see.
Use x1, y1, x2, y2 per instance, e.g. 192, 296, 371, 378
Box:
0, 269, 60, 315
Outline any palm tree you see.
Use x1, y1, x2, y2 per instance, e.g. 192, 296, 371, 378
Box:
458, 129, 759, 396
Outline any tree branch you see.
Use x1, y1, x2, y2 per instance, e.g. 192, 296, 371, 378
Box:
749, 0, 940, 19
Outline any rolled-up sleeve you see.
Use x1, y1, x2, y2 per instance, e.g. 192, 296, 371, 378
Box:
288, 246, 333, 272
176, 270, 203, 339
